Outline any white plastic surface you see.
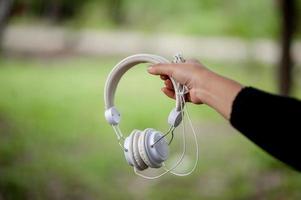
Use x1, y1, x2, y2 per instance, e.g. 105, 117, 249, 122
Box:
105, 107, 121, 125
168, 108, 183, 127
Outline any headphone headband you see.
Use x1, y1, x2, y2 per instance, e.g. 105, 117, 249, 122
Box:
104, 54, 183, 125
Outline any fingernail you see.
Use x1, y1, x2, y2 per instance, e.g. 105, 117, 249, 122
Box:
147, 66, 153, 72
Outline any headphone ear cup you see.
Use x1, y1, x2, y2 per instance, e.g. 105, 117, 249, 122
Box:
146, 131, 169, 165
124, 132, 134, 167
133, 131, 148, 170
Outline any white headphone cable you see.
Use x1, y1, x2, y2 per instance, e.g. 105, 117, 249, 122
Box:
134, 85, 199, 179
163, 94, 199, 176
112, 125, 127, 151
133, 84, 188, 179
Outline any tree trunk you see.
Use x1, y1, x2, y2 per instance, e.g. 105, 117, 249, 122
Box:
0, 0, 14, 53
278, 0, 296, 95
108, 0, 125, 25
45, 0, 62, 23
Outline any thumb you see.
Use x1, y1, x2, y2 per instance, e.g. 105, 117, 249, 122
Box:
147, 63, 176, 76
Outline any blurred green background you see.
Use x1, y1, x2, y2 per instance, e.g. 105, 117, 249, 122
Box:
1, 0, 301, 199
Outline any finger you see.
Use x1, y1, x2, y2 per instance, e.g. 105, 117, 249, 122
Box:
161, 87, 175, 100
185, 58, 200, 64
185, 93, 192, 102
147, 63, 179, 76
160, 75, 169, 80
164, 79, 174, 90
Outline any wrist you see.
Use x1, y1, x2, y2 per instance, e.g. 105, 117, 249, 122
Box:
194, 69, 217, 104
195, 69, 243, 119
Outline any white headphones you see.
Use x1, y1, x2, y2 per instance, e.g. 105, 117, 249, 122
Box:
104, 54, 198, 178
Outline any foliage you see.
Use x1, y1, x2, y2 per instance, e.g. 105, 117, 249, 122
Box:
10, 0, 296, 38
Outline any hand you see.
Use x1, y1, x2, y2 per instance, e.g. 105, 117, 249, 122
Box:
148, 59, 209, 104
147, 59, 243, 120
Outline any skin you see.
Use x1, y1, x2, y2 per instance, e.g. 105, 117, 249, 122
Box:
147, 59, 244, 120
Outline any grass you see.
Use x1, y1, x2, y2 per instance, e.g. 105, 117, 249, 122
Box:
0, 56, 301, 199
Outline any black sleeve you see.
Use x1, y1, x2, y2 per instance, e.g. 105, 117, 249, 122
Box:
230, 87, 301, 172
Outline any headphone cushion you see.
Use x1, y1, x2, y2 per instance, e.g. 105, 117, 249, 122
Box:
138, 128, 165, 168
133, 131, 148, 170
138, 129, 154, 168
124, 130, 141, 169
129, 130, 144, 170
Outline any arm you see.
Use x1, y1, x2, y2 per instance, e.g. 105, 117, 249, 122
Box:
148, 60, 301, 171
147, 60, 243, 120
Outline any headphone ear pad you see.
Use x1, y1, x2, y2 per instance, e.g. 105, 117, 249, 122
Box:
124, 130, 141, 169
138, 128, 166, 168
138, 129, 154, 168
133, 131, 148, 170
